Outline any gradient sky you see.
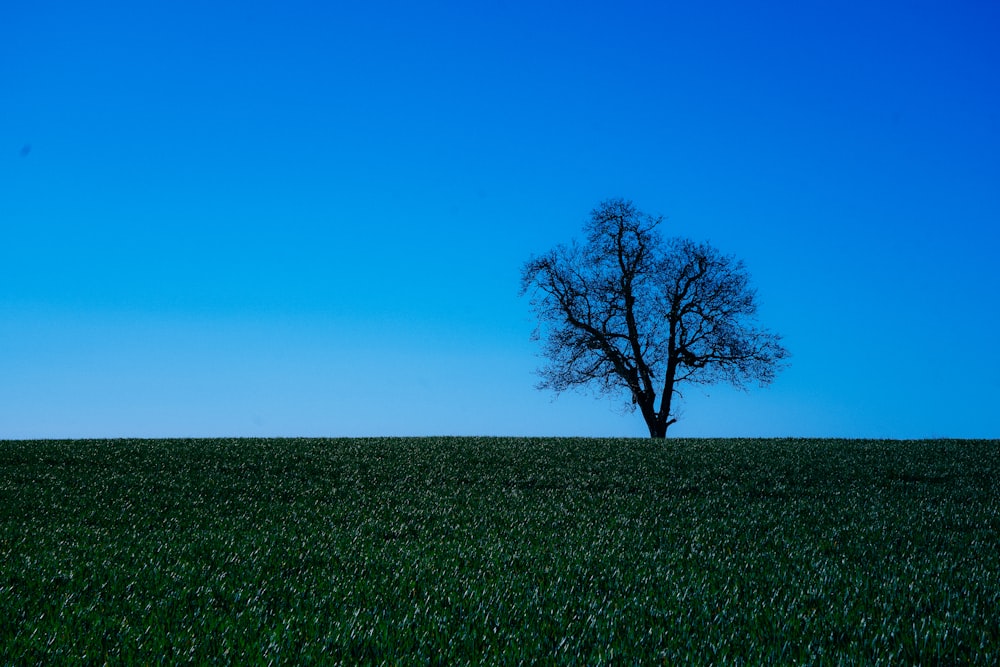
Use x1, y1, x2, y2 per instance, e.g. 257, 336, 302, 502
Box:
3, 0, 999, 439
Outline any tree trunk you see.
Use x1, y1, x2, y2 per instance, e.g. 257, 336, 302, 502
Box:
647, 420, 667, 438
640, 396, 669, 438
646, 362, 678, 439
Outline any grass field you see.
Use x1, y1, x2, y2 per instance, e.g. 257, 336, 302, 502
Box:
1, 437, 998, 664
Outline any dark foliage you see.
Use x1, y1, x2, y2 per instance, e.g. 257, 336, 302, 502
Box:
3, 438, 998, 663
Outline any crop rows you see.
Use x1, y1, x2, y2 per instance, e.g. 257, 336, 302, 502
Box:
1, 437, 998, 664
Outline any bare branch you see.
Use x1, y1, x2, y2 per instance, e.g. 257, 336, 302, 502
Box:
522, 200, 788, 437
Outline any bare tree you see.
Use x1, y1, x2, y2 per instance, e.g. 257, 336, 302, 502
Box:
521, 199, 788, 438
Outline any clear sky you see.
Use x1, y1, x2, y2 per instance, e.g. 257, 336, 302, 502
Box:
3, 0, 998, 439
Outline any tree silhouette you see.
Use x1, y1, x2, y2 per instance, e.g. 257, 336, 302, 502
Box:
521, 199, 788, 438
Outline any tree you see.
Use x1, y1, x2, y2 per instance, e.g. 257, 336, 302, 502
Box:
520, 199, 788, 438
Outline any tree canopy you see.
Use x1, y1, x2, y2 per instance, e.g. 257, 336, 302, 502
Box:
521, 199, 788, 437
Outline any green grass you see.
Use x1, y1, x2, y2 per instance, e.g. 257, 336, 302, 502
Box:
1, 437, 998, 664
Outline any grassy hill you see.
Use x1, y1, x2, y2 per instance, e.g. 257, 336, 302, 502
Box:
1, 437, 998, 663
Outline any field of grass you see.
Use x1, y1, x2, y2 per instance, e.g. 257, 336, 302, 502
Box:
1, 437, 998, 664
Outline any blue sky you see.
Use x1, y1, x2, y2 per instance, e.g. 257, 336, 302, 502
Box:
3, 0, 998, 439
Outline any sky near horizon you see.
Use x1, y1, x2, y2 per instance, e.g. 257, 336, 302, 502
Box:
2, 0, 999, 439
